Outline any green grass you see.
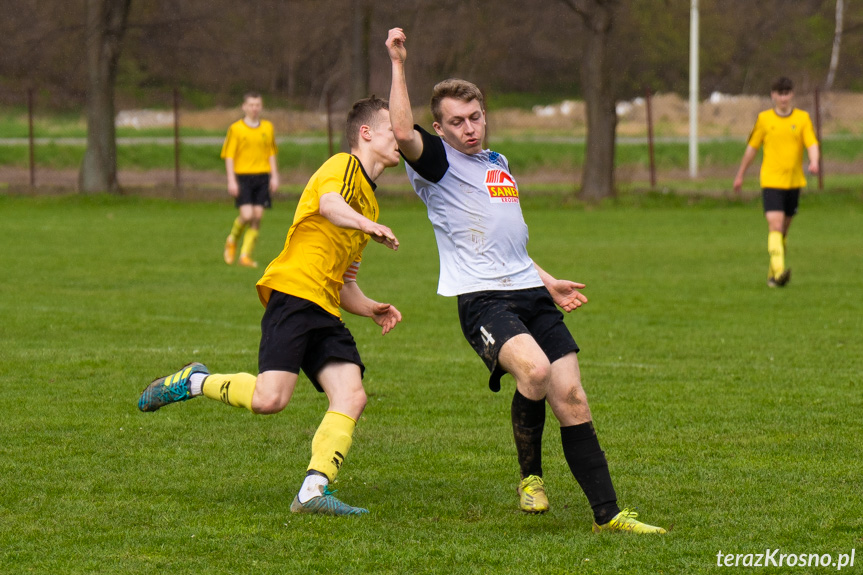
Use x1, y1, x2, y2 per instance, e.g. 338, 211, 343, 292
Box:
484, 92, 576, 110
0, 142, 335, 173
0, 110, 224, 139
0, 109, 85, 138
1, 191, 862, 574
3, 132, 863, 175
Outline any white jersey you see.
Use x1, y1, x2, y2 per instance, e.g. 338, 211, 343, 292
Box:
404, 126, 542, 296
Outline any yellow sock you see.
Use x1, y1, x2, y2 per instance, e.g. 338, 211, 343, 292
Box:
767, 231, 785, 278
308, 411, 356, 481
240, 228, 259, 258
229, 217, 246, 244
202, 373, 257, 411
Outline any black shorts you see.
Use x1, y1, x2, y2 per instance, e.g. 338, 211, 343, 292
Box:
762, 187, 800, 216
236, 173, 272, 208
457, 287, 579, 393
258, 291, 364, 391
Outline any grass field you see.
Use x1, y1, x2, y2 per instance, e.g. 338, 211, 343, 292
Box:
1, 190, 862, 574
2, 135, 863, 176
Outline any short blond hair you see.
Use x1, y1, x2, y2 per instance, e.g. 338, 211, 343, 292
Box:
430, 78, 484, 123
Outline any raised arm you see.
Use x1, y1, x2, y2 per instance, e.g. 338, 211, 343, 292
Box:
340, 279, 402, 335
534, 262, 587, 313
319, 192, 399, 250
386, 27, 424, 162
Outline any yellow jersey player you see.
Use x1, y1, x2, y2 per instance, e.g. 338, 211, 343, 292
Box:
139, 97, 402, 516
220, 92, 280, 268
734, 77, 820, 287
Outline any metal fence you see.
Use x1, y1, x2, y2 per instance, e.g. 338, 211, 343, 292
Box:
3, 87, 860, 193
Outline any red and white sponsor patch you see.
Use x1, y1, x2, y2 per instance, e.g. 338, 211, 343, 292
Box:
485, 169, 519, 203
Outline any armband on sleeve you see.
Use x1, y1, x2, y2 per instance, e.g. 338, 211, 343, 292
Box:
343, 261, 360, 283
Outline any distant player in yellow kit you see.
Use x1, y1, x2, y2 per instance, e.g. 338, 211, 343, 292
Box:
221, 92, 280, 268
139, 97, 403, 516
734, 77, 820, 287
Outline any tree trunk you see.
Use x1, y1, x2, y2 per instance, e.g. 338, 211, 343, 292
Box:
339, 0, 372, 153
563, 0, 617, 201
350, 0, 372, 103
826, 0, 844, 90
79, 0, 131, 194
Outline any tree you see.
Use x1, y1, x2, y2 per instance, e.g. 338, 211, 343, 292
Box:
350, 0, 372, 102
826, 0, 844, 90
560, 0, 618, 200
79, 0, 131, 194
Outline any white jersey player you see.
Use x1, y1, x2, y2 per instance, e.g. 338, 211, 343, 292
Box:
386, 27, 666, 534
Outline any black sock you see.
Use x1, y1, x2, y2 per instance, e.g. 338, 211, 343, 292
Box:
560, 422, 620, 524
511, 389, 546, 478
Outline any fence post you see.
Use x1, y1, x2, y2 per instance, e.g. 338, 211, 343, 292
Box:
814, 88, 823, 191
173, 88, 181, 196
27, 88, 35, 187
645, 86, 656, 188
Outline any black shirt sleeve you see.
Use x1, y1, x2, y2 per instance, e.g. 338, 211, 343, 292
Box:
401, 125, 449, 183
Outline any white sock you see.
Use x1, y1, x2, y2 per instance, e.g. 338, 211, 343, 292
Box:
297, 473, 329, 504
189, 373, 207, 397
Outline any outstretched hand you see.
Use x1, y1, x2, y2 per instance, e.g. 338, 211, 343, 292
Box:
362, 221, 399, 251
386, 28, 407, 63
371, 302, 402, 335
547, 279, 588, 312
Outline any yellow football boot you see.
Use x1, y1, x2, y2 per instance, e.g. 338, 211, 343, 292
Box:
238, 254, 258, 268
223, 236, 237, 265
517, 475, 549, 514
593, 508, 666, 534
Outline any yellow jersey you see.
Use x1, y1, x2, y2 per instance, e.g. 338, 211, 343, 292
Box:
256, 153, 379, 317
747, 108, 818, 189
220, 119, 277, 174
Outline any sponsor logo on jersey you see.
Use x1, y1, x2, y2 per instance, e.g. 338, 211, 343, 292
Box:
488, 151, 506, 168
485, 169, 519, 203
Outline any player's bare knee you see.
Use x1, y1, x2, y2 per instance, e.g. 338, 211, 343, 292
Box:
518, 362, 551, 396
252, 391, 289, 414
528, 362, 552, 388
349, 387, 368, 412
253, 400, 287, 415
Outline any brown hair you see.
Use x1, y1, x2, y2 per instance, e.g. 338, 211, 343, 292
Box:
242, 91, 262, 102
771, 77, 793, 93
345, 95, 389, 148
430, 78, 484, 123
